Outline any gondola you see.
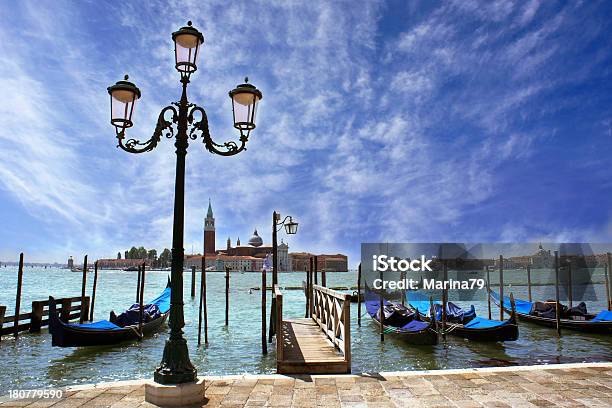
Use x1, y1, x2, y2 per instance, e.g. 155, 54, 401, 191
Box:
48, 282, 170, 347
490, 290, 612, 334
408, 293, 519, 342
365, 292, 438, 345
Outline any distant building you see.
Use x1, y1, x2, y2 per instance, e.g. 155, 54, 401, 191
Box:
67, 256, 74, 269
204, 199, 215, 255
97, 258, 151, 269
289, 252, 348, 272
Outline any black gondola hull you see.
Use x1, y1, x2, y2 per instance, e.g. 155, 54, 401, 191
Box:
512, 311, 612, 334
48, 297, 168, 347
490, 292, 612, 334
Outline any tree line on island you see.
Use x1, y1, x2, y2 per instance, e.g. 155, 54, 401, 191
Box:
118, 247, 172, 268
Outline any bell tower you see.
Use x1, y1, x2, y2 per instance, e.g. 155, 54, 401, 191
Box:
204, 199, 215, 254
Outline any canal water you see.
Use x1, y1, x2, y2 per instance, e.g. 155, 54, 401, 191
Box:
0, 267, 610, 393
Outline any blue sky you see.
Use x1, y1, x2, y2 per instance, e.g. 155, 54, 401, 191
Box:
0, 1, 611, 265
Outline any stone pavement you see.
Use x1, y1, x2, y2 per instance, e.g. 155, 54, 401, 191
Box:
1, 362, 611, 407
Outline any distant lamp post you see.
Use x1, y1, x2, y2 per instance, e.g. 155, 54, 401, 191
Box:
107, 21, 262, 385
269, 211, 298, 340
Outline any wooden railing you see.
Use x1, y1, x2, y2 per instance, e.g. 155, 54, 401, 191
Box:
274, 285, 283, 362
0, 296, 90, 340
312, 285, 351, 363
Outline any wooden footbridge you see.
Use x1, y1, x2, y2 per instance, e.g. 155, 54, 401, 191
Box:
274, 284, 351, 374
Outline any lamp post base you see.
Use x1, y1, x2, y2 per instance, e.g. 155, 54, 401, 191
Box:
145, 378, 205, 407
154, 338, 198, 385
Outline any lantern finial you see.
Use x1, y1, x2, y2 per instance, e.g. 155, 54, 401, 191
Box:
124, 74, 129, 80
245, 77, 249, 83
187, 21, 192, 26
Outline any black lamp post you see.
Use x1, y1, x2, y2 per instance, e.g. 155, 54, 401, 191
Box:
107, 21, 262, 385
269, 211, 298, 340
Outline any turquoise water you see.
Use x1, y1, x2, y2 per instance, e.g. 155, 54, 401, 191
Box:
0, 267, 610, 393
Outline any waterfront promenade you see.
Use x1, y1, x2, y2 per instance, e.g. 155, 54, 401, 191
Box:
1, 362, 611, 407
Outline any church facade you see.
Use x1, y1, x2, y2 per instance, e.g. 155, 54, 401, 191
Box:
186, 200, 290, 271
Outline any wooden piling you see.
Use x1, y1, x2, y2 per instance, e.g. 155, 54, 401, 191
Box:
261, 268, 267, 354
554, 251, 561, 336
136, 263, 142, 303
499, 255, 504, 321
80, 255, 88, 324
138, 262, 146, 338
379, 267, 384, 342
442, 261, 447, 340
322, 268, 326, 287
314, 256, 318, 285
30, 301, 43, 333
486, 266, 491, 320
567, 260, 573, 308
90, 261, 98, 321
225, 266, 230, 326
606, 253, 612, 311
357, 263, 362, 327
0, 305, 5, 342
198, 255, 208, 346
527, 265, 532, 302
14, 253, 24, 337
304, 266, 310, 318
309, 258, 314, 318
191, 265, 196, 297
60, 298, 72, 323
400, 268, 406, 307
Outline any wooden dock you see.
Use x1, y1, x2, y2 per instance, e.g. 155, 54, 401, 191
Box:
275, 285, 351, 374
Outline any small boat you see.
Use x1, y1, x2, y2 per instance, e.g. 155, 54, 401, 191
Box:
490, 291, 612, 334
123, 266, 139, 272
365, 295, 438, 345
48, 282, 170, 347
409, 293, 519, 342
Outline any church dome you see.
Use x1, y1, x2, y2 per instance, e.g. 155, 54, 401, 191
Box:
248, 229, 263, 247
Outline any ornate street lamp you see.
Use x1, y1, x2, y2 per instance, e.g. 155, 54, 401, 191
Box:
269, 211, 298, 340
107, 21, 262, 385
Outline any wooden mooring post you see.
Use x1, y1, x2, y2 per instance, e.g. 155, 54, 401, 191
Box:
138, 262, 146, 338
191, 265, 196, 297
499, 255, 504, 321
313, 256, 318, 285
606, 253, 612, 311
309, 258, 314, 318
357, 263, 362, 327
554, 251, 561, 336
442, 261, 448, 340
30, 301, 44, 333
486, 265, 491, 320
527, 265, 532, 302
567, 260, 573, 308
261, 268, 267, 354
321, 268, 326, 287
198, 255, 208, 346
379, 267, 384, 342
304, 266, 310, 318
90, 261, 98, 321
80, 255, 88, 323
136, 262, 142, 303
0, 306, 5, 342
225, 266, 230, 326
14, 253, 24, 337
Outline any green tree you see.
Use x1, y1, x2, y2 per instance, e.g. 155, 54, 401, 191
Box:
159, 248, 172, 267
148, 249, 157, 261
128, 247, 138, 259
137, 246, 147, 259
117, 252, 122, 259
124, 250, 129, 259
